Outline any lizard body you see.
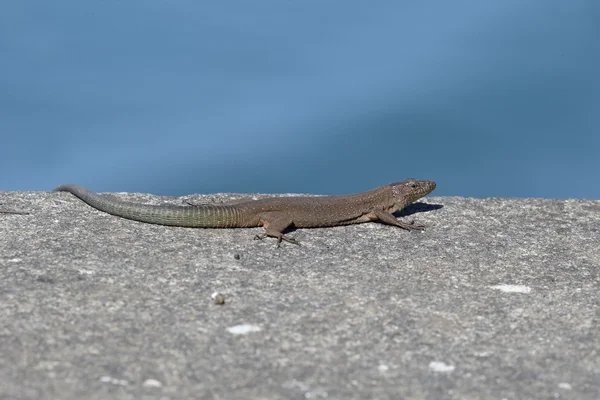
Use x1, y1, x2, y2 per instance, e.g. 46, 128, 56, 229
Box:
54, 179, 435, 245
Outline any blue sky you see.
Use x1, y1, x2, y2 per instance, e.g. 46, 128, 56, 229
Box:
1, 1, 599, 198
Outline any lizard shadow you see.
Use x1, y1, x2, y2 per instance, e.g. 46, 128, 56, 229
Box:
394, 202, 443, 218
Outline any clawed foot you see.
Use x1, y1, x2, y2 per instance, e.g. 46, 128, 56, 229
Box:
399, 220, 426, 231
254, 233, 300, 247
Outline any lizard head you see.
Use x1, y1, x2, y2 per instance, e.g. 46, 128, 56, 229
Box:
390, 178, 436, 210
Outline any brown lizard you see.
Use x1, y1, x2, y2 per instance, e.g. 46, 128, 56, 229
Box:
54, 179, 436, 246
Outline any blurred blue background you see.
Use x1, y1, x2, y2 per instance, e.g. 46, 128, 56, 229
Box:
1, 1, 599, 198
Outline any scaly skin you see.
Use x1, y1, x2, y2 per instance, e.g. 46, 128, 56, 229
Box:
54, 179, 436, 246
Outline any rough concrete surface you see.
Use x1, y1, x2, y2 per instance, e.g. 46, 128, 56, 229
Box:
0, 189, 599, 400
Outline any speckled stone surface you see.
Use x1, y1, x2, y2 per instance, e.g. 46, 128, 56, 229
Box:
1, 190, 599, 399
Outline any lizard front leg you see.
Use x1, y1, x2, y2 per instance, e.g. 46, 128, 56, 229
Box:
255, 212, 299, 247
371, 210, 425, 231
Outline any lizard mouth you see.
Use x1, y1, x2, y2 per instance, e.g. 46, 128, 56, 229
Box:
421, 180, 436, 196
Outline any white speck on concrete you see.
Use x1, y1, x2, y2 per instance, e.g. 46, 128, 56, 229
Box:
78, 269, 95, 275
100, 376, 128, 385
557, 382, 572, 390
143, 378, 163, 388
8, 258, 22, 263
490, 284, 531, 293
227, 324, 261, 335
378, 364, 389, 372
304, 389, 328, 398
428, 361, 455, 373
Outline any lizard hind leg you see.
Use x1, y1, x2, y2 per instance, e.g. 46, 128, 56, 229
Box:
255, 213, 299, 247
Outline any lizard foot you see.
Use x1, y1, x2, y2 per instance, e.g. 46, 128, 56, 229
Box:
397, 220, 426, 231
254, 233, 300, 247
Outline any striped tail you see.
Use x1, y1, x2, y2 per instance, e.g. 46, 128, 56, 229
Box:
54, 184, 243, 228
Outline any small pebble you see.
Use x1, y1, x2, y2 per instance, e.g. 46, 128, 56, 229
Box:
211, 292, 225, 305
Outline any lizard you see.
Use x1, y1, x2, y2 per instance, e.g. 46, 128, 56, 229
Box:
54, 179, 436, 246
